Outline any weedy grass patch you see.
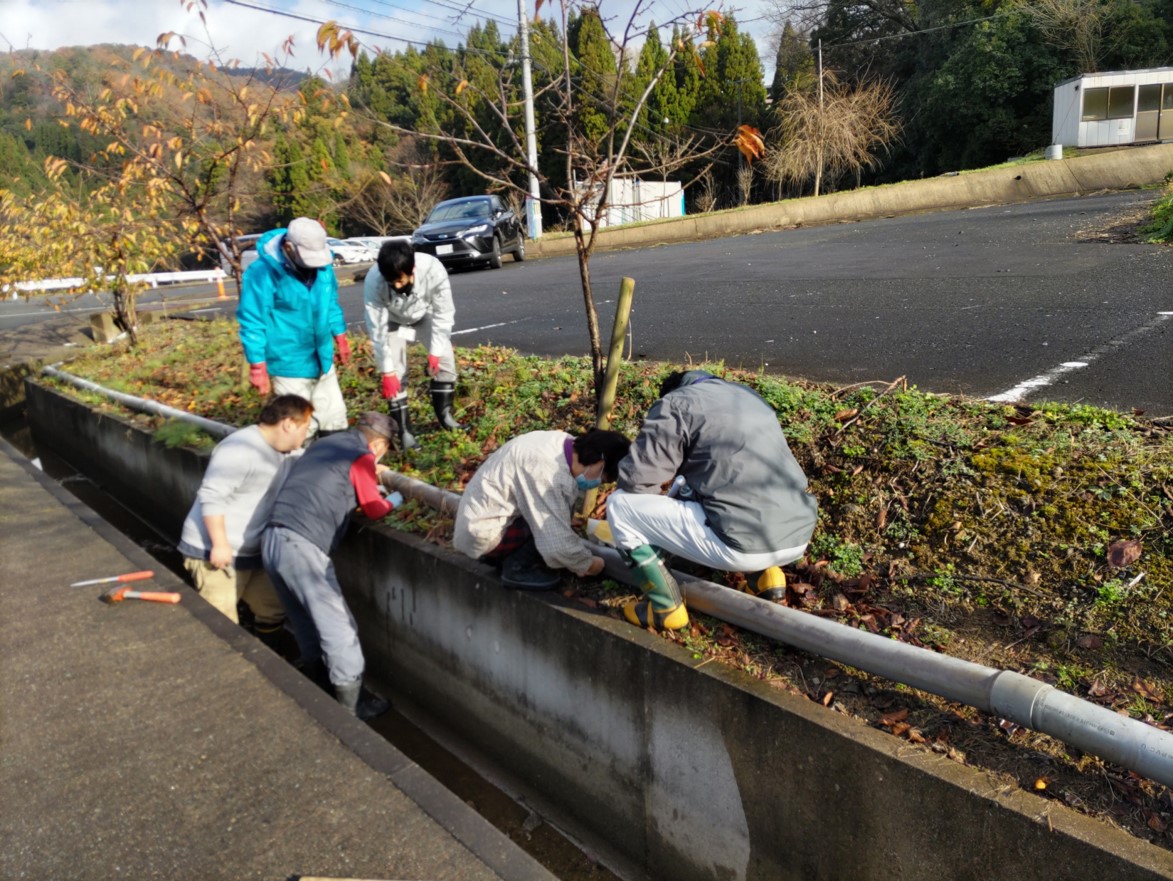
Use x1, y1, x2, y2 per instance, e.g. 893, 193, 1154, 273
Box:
49, 316, 1173, 847
1142, 174, 1173, 244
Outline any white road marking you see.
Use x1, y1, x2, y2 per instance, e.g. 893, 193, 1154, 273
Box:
452, 319, 526, 336
1, 304, 104, 318
987, 312, 1173, 403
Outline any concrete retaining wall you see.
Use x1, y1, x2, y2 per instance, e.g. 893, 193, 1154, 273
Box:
530, 142, 1173, 259
24, 378, 1173, 881
24, 382, 204, 536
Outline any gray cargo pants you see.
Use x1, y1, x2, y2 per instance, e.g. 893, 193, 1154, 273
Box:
261, 525, 363, 687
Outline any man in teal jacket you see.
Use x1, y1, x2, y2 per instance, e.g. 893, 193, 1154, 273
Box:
237, 217, 351, 436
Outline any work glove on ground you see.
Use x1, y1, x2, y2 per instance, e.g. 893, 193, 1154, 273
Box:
334, 334, 351, 365
426, 354, 440, 377
248, 362, 271, 395
381, 373, 401, 400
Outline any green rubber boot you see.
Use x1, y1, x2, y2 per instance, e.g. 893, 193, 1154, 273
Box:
622, 545, 689, 631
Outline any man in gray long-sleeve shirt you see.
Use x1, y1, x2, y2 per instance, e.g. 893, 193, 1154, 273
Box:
606, 370, 818, 632
179, 395, 313, 646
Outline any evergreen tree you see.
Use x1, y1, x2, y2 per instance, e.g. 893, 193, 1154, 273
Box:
672, 25, 703, 125
691, 17, 766, 133
0, 130, 46, 197
333, 130, 351, 179
632, 24, 679, 136
530, 17, 572, 207
918, 7, 1069, 173
569, 8, 619, 147
771, 22, 816, 103
268, 133, 311, 224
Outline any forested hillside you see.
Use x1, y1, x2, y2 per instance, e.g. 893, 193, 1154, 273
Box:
1, 0, 1170, 250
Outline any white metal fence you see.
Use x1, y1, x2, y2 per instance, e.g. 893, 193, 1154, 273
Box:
5, 268, 228, 298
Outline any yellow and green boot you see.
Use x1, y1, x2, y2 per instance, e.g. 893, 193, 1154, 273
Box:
622, 545, 689, 631
745, 566, 786, 602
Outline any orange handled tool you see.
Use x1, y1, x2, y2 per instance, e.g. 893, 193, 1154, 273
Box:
102, 586, 181, 604
71, 570, 155, 588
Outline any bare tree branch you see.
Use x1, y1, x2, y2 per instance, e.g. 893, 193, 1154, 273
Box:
764, 68, 900, 197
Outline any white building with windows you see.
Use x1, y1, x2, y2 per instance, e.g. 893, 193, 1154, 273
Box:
1052, 67, 1173, 148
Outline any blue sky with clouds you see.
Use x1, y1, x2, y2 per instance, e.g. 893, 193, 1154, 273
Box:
3, 0, 779, 76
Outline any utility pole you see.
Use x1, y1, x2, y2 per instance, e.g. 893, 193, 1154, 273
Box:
816, 38, 824, 197
518, 0, 542, 239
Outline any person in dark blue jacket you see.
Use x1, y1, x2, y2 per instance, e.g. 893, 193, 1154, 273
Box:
261, 411, 404, 720
237, 217, 352, 437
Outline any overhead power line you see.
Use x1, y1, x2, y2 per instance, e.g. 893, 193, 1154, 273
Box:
323, 0, 473, 45
222, 0, 744, 165
826, 10, 1004, 50
223, 0, 436, 49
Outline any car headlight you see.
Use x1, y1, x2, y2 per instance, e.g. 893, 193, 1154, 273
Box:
465, 223, 492, 236
410, 234, 425, 245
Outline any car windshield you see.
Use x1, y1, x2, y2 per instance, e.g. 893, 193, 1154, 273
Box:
427, 201, 491, 223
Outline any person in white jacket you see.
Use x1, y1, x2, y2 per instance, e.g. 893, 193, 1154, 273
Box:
453, 429, 631, 590
363, 240, 460, 450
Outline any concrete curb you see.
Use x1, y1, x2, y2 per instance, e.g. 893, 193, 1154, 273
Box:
529, 142, 1173, 259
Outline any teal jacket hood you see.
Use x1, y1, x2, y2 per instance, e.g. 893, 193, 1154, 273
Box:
236, 228, 345, 378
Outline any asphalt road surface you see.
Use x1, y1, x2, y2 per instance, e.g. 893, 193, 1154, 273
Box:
4, 190, 1169, 415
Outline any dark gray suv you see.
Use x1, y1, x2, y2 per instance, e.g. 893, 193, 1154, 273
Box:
411, 195, 526, 270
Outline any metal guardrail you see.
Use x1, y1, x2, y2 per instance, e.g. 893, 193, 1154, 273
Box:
7, 268, 228, 295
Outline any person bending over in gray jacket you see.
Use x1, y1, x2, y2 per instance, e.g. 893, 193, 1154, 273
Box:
605, 370, 818, 632
363, 240, 460, 451
179, 394, 313, 650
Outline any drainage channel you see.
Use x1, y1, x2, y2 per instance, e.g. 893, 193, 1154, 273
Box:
0, 412, 621, 881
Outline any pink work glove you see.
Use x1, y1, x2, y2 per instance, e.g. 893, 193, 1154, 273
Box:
248, 362, 271, 395
381, 373, 401, 400
334, 334, 351, 365
426, 354, 440, 377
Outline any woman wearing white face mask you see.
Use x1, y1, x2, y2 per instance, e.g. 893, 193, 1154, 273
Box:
452, 429, 631, 590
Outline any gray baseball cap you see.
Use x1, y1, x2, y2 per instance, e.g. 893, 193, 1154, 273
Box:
357, 411, 398, 441
284, 217, 332, 268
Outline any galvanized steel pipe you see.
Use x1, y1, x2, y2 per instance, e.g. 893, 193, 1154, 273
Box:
380, 471, 462, 517
594, 546, 1173, 788
366, 476, 1173, 787
41, 365, 236, 439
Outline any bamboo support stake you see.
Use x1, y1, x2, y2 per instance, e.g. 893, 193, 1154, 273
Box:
582, 276, 635, 518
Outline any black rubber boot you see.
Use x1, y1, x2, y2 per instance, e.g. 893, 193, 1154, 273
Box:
500, 539, 561, 591
294, 657, 333, 693
253, 620, 297, 660
429, 380, 465, 431
334, 679, 391, 721
387, 397, 418, 451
